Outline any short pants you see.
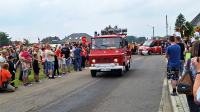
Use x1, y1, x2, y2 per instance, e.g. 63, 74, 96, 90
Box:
23, 69, 30, 77
46, 61, 54, 71
65, 58, 71, 66
167, 67, 179, 81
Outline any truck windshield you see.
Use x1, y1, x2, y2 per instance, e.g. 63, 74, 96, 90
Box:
143, 40, 153, 46
91, 37, 122, 49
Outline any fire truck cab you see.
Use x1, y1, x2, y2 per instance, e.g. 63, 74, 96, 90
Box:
89, 33, 131, 77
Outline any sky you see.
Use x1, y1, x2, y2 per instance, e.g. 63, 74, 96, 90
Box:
0, 0, 199, 42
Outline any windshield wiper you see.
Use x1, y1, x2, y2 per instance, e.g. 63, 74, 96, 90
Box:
100, 44, 110, 47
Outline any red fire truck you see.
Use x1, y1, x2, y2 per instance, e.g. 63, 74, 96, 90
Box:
89, 28, 132, 77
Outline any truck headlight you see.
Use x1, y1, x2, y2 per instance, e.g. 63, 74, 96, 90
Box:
114, 58, 118, 63
92, 59, 96, 63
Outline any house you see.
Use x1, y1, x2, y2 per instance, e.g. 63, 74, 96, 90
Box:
41, 36, 61, 44
191, 13, 200, 26
62, 33, 92, 43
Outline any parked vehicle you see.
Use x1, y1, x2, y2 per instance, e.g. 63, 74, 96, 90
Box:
138, 39, 167, 55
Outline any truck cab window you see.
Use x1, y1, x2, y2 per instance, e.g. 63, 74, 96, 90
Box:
91, 37, 122, 49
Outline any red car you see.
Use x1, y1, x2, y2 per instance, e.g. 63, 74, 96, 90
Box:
138, 39, 166, 55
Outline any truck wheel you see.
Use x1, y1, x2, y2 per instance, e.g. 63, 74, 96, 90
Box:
159, 51, 162, 55
118, 69, 124, 77
125, 63, 130, 71
148, 51, 152, 55
91, 70, 97, 77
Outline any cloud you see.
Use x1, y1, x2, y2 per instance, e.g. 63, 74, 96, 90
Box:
0, 0, 199, 42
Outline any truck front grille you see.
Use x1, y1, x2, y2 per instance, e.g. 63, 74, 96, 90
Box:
96, 58, 113, 63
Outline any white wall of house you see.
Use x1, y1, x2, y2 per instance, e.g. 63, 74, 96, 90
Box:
197, 21, 200, 26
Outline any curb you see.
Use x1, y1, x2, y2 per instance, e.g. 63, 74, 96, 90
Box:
167, 79, 190, 112
158, 78, 173, 112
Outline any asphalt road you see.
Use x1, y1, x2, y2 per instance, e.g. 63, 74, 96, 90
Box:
0, 55, 166, 112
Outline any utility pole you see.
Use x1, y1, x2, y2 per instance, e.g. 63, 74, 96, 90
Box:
166, 15, 168, 36
152, 26, 155, 39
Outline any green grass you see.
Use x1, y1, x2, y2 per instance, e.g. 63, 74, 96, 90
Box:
13, 65, 74, 87
13, 67, 46, 87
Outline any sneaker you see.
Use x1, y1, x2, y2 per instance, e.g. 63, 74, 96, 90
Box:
24, 83, 28, 86
27, 83, 32, 87
54, 75, 58, 78
49, 77, 55, 79
171, 92, 178, 96
57, 75, 62, 78
24, 83, 32, 87
35, 80, 40, 83
14, 86, 18, 89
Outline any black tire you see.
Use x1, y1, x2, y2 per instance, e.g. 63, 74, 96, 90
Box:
118, 69, 124, 77
91, 70, 97, 77
148, 51, 152, 55
139, 52, 143, 55
159, 51, 162, 55
125, 62, 130, 71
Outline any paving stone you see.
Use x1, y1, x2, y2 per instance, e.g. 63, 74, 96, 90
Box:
167, 80, 189, 112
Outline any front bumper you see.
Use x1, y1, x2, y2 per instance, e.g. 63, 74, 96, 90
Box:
89, 63, 125, 72
138, 50, 148, 55
142, 50, 148, 54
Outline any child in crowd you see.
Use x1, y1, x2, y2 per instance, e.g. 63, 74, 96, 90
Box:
19, 49, 32, 86
61, 56, 66, 75
33, 53, 40, 82
7, 56, 17, 87
53, 54, 59, 78
45, 47, 55, 79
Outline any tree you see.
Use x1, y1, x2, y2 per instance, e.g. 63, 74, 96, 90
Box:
0, 32, 11, 47
137, 37, 147, 43
175, 13, 186, 37
184, 21, 194, 40
23, 38, 29, 45
126, 36, 137, 43
175, 13, 186, 28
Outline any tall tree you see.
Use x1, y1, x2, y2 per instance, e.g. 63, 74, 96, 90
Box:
23, 38, 29, 45
0, 32, 11, 47
175, 13, 186, 37
175, 13, 186, 28
184, 21, 194, 40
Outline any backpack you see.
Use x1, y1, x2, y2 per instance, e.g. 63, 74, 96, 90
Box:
177, 59, 194, 94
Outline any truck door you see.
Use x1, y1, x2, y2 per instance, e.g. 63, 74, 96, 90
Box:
123, 39, 130, 65
154, 41, 161, 53
150, 41, 156, 53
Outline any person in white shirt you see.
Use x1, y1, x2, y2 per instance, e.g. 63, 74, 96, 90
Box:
44, 46, 55, 79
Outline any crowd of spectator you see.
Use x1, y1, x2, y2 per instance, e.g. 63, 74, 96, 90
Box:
165, 27, 200, 112
0, 42, 89, 92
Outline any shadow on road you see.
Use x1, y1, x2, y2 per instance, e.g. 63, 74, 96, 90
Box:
94, 69, 136, 79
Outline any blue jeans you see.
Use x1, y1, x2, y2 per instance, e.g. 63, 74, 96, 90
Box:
74, 58, 82, 71
179, 60, 184, 77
